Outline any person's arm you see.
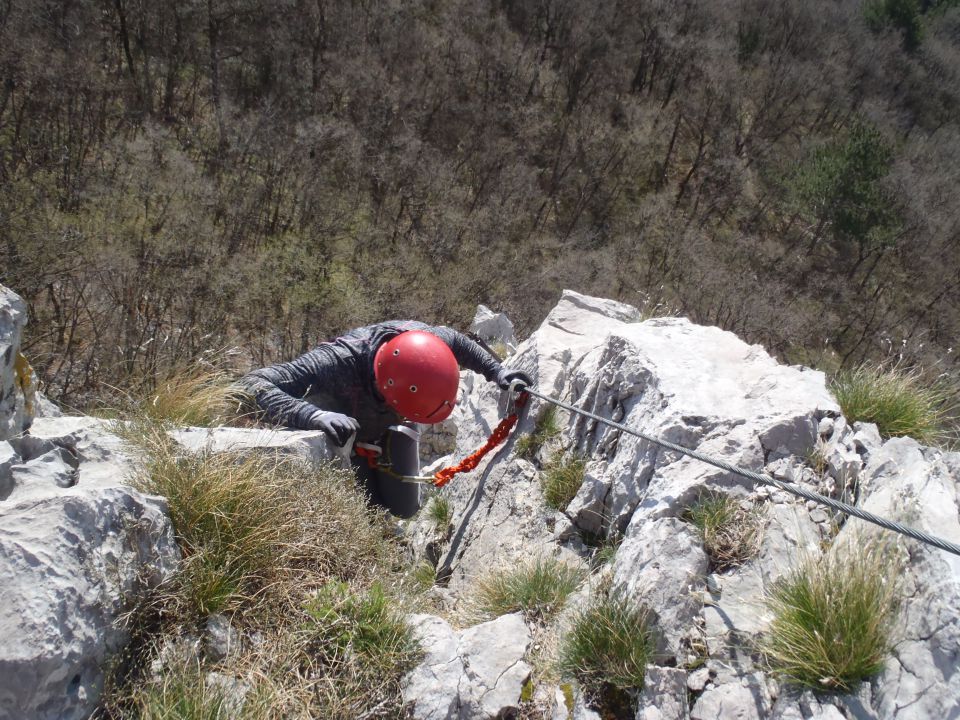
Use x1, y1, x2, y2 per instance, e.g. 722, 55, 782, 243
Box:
427, 326, 501, 380
428, 325, 532, 389
239, 347, 359, 443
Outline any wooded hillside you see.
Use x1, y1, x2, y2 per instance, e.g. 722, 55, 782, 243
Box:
2, 0, 958, 405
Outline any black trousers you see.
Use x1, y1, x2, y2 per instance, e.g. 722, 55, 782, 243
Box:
352, 425, 422, 518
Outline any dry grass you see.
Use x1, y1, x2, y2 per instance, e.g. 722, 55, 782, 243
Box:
515, 405, 561, 460
471, 556, 585, 623
100, 420, 418, 719
558, 594, 654, 714
831, 363, 956, 444
128, 426, 392, 619
140, 368, 252, 427
683, 491, 765, 571
761, 535, 903, 691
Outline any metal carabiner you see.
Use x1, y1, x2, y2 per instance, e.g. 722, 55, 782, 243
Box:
506, 378, 527, 416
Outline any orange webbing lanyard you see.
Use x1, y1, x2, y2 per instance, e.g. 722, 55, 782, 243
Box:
432, 391, 528, 488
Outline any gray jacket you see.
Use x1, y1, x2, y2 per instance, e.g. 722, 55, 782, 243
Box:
240, 320, 502, 442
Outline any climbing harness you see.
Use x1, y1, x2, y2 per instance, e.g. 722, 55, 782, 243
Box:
518, 385, 960, 558
355, 430, 437, 484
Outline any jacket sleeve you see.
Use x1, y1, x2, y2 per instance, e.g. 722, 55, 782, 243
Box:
238, 347, 342, 430
428, 326, 502, 382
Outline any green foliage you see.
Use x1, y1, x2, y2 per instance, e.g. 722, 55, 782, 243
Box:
303, 581, 420, 674
474, 557, 584, 622
515, 406, 562, 460
864, 0, 924, 50
541, 452, 587, 511
559, 596, 654, 696
788, 121, 901, 256
762, 538, 903, 691
683, 492, 764, 571
427, 494, 452, 532
410, 561, 437, 591
830, 364, 954, 443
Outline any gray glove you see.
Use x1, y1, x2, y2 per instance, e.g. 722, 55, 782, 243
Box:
495, 368, 533, 391
310, 411, 360, 447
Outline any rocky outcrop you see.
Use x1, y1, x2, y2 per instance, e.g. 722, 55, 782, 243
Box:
402, 613, 532, 719
843, 438, 960, 719
0, 286, 180, 720
1, 285, 35, 441
469, 304, 517, 353
0, 416, 180, 720
4, 284, 960, 720
406, 291, 960, 719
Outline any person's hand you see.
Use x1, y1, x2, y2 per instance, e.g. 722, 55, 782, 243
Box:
310, 411, 360, 447
495, 368, 533, 391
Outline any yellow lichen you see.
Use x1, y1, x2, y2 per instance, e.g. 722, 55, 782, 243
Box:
14, 352, 36, 415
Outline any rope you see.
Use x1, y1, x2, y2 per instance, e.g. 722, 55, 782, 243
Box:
522, 386, 960, 558
432, 392, 528, 488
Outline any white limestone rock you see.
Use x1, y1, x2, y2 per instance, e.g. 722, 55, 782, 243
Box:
690, 673, 772, 720
403, 612, 532, 719
840, 438, 960, 720
0, 418, 179, 720
470, 304, 518, 352
612, 517, 708, 659
636, 666, 689, 720
170, 425, 347, 466
0, 285, 35, 441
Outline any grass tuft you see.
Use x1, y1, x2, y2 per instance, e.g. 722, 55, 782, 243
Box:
683, 492, 764, 571
427, 493, 452, 532
515, 405, 561, 459
473, 557, 584, 622
558, 595, 653, 705
129, 656, 266, 720
541, 452, 587, 511
830, 363, 955, 444
302, 581, 420, 674
761, 536, 903, 691
128, 425, 392, 619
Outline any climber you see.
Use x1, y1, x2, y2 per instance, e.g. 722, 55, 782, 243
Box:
239, 320, 531, 518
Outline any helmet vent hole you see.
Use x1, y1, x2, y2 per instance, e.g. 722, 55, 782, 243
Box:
393, 349, 400, 356
387, 379, 394, 386
409, 385, 418, 393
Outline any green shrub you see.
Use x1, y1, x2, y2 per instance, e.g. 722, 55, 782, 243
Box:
474, 557, 584, 622
762, 538, 902, 691
830, 364, 954, 444
541, 452, 587, 511
683, 492, 764, 571
515, 406, 561, 459
559, 596, 653, 696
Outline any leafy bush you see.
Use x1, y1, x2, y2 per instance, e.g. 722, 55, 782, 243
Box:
473, 557, 584, 622
541, 452, 587, 511
762, 538, 903, 691
559, 596, 653, 700
830, 364, 954, 444
683, 492, 764, 571
515, 406, 561, 460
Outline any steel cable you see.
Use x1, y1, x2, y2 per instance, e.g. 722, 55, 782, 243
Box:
521, 386, 960, 557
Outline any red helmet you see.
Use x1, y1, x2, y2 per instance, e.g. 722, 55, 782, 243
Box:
374, 330, 460, 423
